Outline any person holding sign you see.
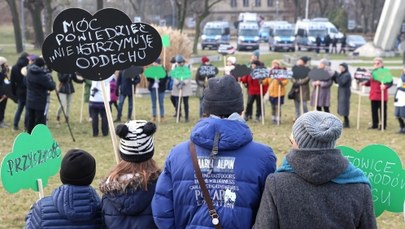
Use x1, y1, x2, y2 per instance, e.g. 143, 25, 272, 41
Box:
263, 60, 289, 124
195, 56, 218, 117
115, 68, 141, 122
147, 58, 168, 122
240, 60, 268, 122
310, 59, 334, 113
394, 66, 405, 134
25, 57, 56, 134
100, 120, 159, 229
360, 57, 393, 130
25, 149, 102, 228
10, 53, 29, 131
171, 55, 192, 122
254, 111, 376, 229
89, 75, 114, 137
291, 57, 311, 121
152, 76, 276, 229
333, 63, 352, 128
0, 56, 9, 128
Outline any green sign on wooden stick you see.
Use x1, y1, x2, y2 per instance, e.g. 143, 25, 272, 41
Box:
338, 144, 405, 217
162, 35, 170, 47
1, 124, 62, 193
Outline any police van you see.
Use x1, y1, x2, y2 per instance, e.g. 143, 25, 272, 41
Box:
295, 19, 328, 51
311, 18, 344, 41
237, 22, 260, 51
201, 21, 231, 50
268, 22, 295, 52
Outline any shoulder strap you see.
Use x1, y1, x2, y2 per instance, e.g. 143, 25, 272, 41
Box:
189, 142, 222, 229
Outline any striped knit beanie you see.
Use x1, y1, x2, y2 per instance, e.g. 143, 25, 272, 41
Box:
292, 111, 342, 149
115, 120, 157, 163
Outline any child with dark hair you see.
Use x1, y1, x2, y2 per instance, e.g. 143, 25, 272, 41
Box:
26, 149, 102, 228
100, 120, 160, 229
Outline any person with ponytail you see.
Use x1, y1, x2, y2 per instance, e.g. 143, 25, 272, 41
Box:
100, 120, 160, 229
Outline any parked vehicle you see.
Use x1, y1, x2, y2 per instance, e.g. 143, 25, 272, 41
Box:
259, 26, 270, 42
268, 22, 295, 52
311, 18, 344, 41
237, 22, 260, 51
346, 35, 367, 51
295, 19, 328, 51
201, 21, 231, 50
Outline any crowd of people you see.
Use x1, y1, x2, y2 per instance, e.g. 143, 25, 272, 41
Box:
24, 76, 377, 228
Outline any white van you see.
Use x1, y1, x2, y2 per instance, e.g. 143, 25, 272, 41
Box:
201, 21, 231, 50
237, 22, 260, 51
311, 18, 343, 40
268, 22, 295, 52
295, 19, 328, 51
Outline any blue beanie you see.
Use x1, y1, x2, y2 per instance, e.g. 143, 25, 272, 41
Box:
292, 111, 342, 149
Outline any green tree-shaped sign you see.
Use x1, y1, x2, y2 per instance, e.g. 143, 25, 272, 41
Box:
338, 145, 405, 217
170, 66, 191, 80
144, 66, 166, 79
1, 124, 62, 193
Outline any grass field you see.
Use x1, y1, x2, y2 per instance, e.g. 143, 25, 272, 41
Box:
1, 25, 405, 228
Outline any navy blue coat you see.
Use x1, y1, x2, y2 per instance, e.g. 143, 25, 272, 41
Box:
10, 56, 29, 99
100, 176, 158, 229
25, 65, 55, 110
152, 115, 277, 229
117, 71, 140, 96
25, 185, 102, 229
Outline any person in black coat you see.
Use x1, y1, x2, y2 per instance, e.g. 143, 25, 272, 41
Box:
56, 72, 83, 123
331, 36, 338, 54
324, 34, 331, 53
334, 63, 352, 128
10, 53, 29, 131
115, 68, 141, 122
0, 57, 9, 128
25, 57, 56, 134
147, 58, 168, 122
315, 34, 321, 54
339, 34, 347, 54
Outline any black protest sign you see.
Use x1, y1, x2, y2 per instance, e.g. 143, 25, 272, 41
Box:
292, 65, 310, 79
42, 8, 162, 81
251, 67, 269, 80
308, 68, 332, 81
230, 64, 250, 78
123, 66, 144, 79
354, 68, 371, 82
198, 65, 218, 77
0, 82, 17, 103
269, 69, 293, 79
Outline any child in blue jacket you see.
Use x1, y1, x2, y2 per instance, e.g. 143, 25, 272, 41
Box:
25, 149, 101, 229
100, 120, 160, 229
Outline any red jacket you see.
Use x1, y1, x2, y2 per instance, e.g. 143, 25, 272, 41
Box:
240, 75, 268, 95
364, 76, 390, 101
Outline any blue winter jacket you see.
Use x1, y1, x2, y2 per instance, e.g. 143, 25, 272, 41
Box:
100, 175, 158, 229
25, 185, 102, 229
152, 115, 277, 229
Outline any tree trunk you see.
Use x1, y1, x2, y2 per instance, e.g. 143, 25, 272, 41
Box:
26, 1, 45, 49
43, 0, 54, 36
193, 15, 204, 54
5, 0, 23, 53
97, 0, 103, 10
176, 0, 188, 32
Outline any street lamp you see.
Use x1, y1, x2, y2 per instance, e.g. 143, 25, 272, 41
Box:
305, 0, 309, 19
276, 1, 279, 19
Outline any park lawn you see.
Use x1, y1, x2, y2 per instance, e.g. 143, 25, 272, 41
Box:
1, 24, 405, 228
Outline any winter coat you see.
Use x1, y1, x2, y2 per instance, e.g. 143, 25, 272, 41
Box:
310, 68, 334, 107
240, 75, 268, 95
171, 78, 192, 97
117, 71, 140, 96
335, 70, 352, 116
84, 79, 92, 103
152, 114, 277, 229
253, 148, 376, 229
147, 75, 169, 93
57, 73, 83, 94
195, 64, 218, 98
10, 56, 29, 100
262, 78, 289, 97
26, 64, 56, 110
25, 185, 102, 229
394, 74, 405, 107
100, 174, 158, 229
110, 78, 118, 102
364, 68, 393, 101
292, 75, 310, 102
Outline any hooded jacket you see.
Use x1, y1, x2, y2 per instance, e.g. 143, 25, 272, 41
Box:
10, 56, 29, 99
254, 148, 377, 229
152, 115, 277, 229
100, 174, 158, 229
26, 64, 56, 110
25, 185, 102, 229
57, 73, 83, 94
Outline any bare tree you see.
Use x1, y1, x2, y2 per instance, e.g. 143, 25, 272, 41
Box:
5, 0, 23, 53
128, 0, 145, 21
43, 0, 58, 36
97, 0, 103, 10
25, 0, 45, 48
190, 0, 222, 54
175, 0, 188, 32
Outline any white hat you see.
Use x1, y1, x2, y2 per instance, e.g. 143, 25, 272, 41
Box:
0, 57, 7, 66
227, 56, 236, 64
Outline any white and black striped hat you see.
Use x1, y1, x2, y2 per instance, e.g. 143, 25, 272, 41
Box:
115, 120, 157, 163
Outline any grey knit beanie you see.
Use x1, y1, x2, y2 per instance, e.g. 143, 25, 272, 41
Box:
292, 111, 342, 149
203, 75, 244, 116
